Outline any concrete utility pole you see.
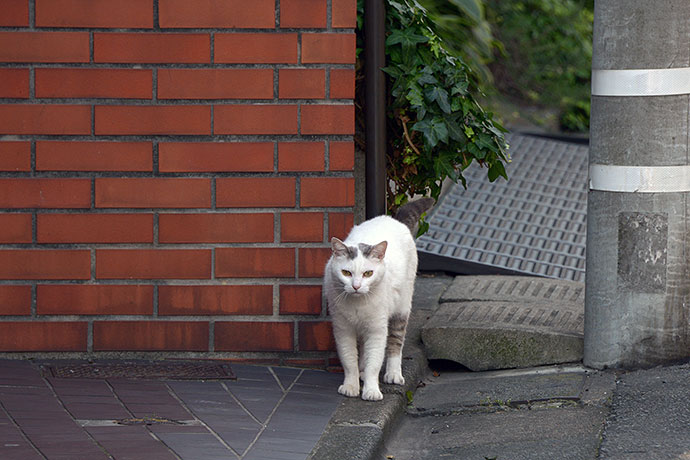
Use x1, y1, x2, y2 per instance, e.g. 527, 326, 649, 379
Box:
585, 0, 690, 368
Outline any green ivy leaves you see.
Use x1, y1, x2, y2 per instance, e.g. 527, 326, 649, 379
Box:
383, 0, 509, 220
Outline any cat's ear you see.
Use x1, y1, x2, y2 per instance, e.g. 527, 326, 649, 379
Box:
364, 241, 387, 261
331, 237, 350, 258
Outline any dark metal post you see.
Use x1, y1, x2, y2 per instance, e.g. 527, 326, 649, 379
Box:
364, 0, 387, 218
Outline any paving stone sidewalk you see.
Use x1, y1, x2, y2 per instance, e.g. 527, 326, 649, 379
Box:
0, 359, 343, 460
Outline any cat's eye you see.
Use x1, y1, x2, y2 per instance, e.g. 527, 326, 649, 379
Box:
363, 270, 374, 277
341, 270, 352, 277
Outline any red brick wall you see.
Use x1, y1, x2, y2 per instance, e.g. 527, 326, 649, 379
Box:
0, 0, 355, 366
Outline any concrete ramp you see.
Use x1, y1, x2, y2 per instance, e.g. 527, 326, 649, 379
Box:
421, 276, 584, 370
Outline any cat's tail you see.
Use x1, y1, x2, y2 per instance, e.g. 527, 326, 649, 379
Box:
393, 197, 435, 233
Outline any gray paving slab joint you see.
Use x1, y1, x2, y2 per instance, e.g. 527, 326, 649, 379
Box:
0, 359, 343, 460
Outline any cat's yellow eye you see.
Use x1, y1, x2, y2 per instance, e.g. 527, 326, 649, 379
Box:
363, 270, 374, 277
341, 270, 352, 277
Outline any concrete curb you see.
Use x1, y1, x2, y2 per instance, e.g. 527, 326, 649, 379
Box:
308, 274, 453, 460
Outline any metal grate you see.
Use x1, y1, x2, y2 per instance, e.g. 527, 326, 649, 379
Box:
44, 361, 236, 380
418, 134, 588, 282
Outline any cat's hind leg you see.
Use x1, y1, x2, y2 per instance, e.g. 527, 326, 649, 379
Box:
383, 314, 408, 385
334, 323, 360, 398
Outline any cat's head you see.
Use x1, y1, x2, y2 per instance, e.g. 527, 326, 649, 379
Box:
329, 237, 387, 296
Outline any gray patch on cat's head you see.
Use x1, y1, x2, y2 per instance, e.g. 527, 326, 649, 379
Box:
359, 241, 387, 260
331, 237, 358, 259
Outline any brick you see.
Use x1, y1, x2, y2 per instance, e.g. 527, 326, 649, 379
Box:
301, 177, 355, 207
332, 0, 357, 28
0, 32, 89, 63
36, 68, 152, 99
216, 177, 295, 208
215, 105, 298, 135
330, 68, 355, 99
37, 214, 154, 243
216, 248, 295, 278
302, 33, 356, 63
0, 104, 91, 135
95, 105, 211, 135
0, 0, 29, 26
159, 213, 274, 243
36, 141, 152, 172
215, 33, 298, 64
95, 178, 211, 209
36, 0, 153, 28
37, 285, 153, 315
0, 322, 86, 351
159, 142, 274, 173
159, 0, 274, 28
0, 286, 32, 315
215, 321, 293, 352
279, 68, 325, 99
96, 249, 212, 279
0, 141, 30, 171
329, 141, 355, 171
278, 141, 324, 172
0, 69, 29, 98
0, 179, 91, 209
0, 214, 32, 243
299, 247, 331, 278
328, 212, 354, 239
0, 250, 90, 280
299, 321, 335, 351
301, 104, 354, 134
158, 68, 273, 100
159, 285, 273, 315
93, 321, 208, 351
280, 285, 322, 315
280, 0, 326, 28
281, 212, 324, 242
94, 33, 210, 63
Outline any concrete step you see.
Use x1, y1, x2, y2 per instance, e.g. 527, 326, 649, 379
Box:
421, 276, 585, 371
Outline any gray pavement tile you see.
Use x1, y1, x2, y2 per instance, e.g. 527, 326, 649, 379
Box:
125, 403, 192, 420
148, 423, 211, 434
232, 364, 277, 381
293, 370, 342, 389
251, 435, 320, 454
0, 447, 44, 460
244, 448, 309, 460
156, 432, 239, 460
63, 402, 131, 419
47, 378, 114, 397
271, 366, 301, 389
97, 440, 179, 460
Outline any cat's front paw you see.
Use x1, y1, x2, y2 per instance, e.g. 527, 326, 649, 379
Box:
384, 371, 405, 385
361, 385, 383, 401
338, 383, 360, 398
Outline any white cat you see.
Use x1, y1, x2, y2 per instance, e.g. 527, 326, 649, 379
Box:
324, 198, 434, 401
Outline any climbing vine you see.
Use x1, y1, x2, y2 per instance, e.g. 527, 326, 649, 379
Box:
357, 0, 509, 226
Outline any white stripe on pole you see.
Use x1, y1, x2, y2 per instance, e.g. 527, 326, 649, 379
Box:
589, 164, 690, 193
592, 68, 690, 96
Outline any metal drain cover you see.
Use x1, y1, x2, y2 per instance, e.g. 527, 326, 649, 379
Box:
44, 361, 236, 380
417, 133, 588, 282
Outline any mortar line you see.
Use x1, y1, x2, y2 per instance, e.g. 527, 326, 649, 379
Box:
165, 382, 241, 460
40, 375, 115, 459
229, 368, 306, 459
0, 399, 47, 459
99, 379, 184, 460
